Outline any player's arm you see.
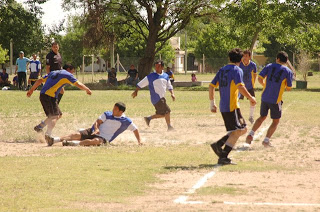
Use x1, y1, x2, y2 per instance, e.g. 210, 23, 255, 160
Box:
238, 84, 256, 106
258, 76, 265, 87
209, 84, 217, 113
132, 76, 148, 98
169, 89, 175, 101
26, 78, 43, 97
133, 129, 142, 145
253, 72, 257, 85
91, 119, 103, 135
74, 81, 92, 95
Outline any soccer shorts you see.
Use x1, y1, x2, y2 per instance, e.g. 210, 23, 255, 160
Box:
154, 98, 171, 115
29, 72, 39, 81
260, 100, 282, 119
221, 108, 246, 132
239, 88, 255, 100
80, 128, 106, 143
40, 94, 62, 117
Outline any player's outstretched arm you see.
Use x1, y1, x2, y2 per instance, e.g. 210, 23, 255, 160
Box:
169, 89, 175, 101
133, 129, 142, 145
209, 85, 217, 113
26, 79, 43, 97
75, 82, 92, 95
132, 87, 140, 98
238, 85, 256, 106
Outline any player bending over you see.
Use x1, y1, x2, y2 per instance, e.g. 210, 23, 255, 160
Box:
209, 48, 256, 165
246, 51, 293, 147
27, 64, 92, 140
45, 102, 142, 146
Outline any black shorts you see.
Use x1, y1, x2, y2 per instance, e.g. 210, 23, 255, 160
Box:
154, 98, 171, 115
221, 108, 246, 132
80, 128, 106, 143
40, 94, 62, 117
239, 88, 255, 100
29, 72, 39, 81
260, 101, 282, 119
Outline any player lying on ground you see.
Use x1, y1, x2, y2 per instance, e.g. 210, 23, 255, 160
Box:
27, 64, 92, 139
45, 102, 142, 146
209, 48, 256, 165
245, 51, 293, 147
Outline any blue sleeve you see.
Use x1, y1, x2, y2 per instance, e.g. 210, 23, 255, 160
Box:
67, 73, 78, 84
253, 63, 257, 73
286, 69, 293, 87
259, 64, 270, 78
211, 71, 220, 86
234, 68, 244, 85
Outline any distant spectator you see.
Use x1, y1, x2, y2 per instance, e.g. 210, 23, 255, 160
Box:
0, 68, 11, 86
108, 67, 118, 86
15, 51, 31, 90
191, 73, 197, 82
28, 53, 41, 89
166, 67, 174, 84
13, 75, 18, 87
126, 64, 139, 86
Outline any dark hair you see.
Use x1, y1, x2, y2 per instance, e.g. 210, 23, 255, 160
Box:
277, 51, 288, 63
2, 67, 6, 71
228, 48, 243, 63
51, 41, 59, 46
154, 59, 164, 67
63, 64, 74, 70
115, 102, 126, 112
243, 49, 251, 57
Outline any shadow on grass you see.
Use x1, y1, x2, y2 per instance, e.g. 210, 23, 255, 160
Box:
164, 164, 220, 170
1, 138, 39, 144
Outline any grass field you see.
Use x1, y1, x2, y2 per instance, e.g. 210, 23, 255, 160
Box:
0, 73, 320, 211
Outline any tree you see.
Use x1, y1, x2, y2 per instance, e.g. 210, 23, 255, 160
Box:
0, 45, 9, 65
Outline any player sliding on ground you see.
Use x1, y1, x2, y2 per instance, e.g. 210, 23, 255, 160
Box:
45, 102, 142, 146
209, 48, 256, 165
246, 51, 293, 147
27, 64, 92, 141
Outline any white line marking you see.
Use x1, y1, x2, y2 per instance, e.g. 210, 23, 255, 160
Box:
224, 201, 320, 207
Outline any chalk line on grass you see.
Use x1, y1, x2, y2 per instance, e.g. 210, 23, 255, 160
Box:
224, 201, 320, 207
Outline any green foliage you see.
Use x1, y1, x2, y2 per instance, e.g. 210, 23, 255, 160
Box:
0, 45, 9, 64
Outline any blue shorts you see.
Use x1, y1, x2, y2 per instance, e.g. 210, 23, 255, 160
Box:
260, 101, 282, 119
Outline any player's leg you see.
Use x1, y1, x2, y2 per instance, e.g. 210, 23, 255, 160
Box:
210, 134, 230, 157
262, 101, 282, 147
18, 72, 23, 90
22, 72, 27, 90
57, 87, 64, 104
164, 112, 174, 131
79, 137, 104, 146
248, 89, 255, 124
145, 98, 172, 130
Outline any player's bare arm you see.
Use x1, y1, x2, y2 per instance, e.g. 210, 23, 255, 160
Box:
209, 85, 217, 113
238, 85, 256, 106
75, 82, 92, 95
132, 87, 140, 98
258, 77, 265, 87
91, 119, 103, 135
169, 90, 175, 101
133, 129, 142, 145
26, 79, 43, 97
46, 65, 50, 74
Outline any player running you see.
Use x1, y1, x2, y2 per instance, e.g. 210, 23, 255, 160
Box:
27, 64, 92, 140
245, 51, 293, 147
209, 48, 256, 165
239, 50, 257, 124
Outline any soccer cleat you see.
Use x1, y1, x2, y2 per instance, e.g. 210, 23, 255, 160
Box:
34, 125, 43, 133
218, 157, 236, 165
262, 141, 273, 148
45, 134, 54, 146
210, 142, 222, 157
248, 117, 254, 124
246, 135, 253, 145
144, 117, 151, 127
62, 140, 70, 146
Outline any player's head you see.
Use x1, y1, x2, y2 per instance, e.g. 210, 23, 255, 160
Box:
276, 51, 288, 63
19, 51, 24, 58
113, 102, 126, 116
51, 42, 59, 53
130, 64, 135, 69
242, 50, 251, 63
154, 60, 164, 73
32, 54, 37, 60
228, 48, 243, 63
63, 64, 75, 73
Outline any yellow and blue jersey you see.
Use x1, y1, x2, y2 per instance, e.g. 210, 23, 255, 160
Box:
40, 70, 78, 98
259, 63, 293, 104
239, 61, 257, 90
166, 70, 174, 80
210, 64, 244, 112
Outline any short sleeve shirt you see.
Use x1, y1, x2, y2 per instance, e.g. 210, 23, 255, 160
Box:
30, 60, 41, 73
46, 50, 62, 72
0, 72, 9, 81
16, 57, 31, 72
259, 63, 293, 104
128, 69, 138, 78
239, 61, 257, 90
210, 64, 244, 112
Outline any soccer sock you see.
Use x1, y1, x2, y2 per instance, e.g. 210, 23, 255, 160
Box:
263, 137, 270, 143
147, 116, 152, 120
221, 142, 233, 158
249, 105, 255, 118
57, 93, 63, 104
39, 121, 46, 128
54, 137, 61, 142
249, 130, 255, 137
69, 141, 80, 146
216, 135, 229, 147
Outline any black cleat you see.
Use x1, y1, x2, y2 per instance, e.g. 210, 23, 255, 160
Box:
34, 125, 43, 133
45, 134, 54, 146
218, 157, 236, 165
62, 140, 70, 146
210, 142, 222, 157
144, 117, 151, 127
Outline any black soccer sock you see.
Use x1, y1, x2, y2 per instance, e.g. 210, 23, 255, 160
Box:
221, 145, 233, 158
216, 135, 229, 147
57, 93, 63, 104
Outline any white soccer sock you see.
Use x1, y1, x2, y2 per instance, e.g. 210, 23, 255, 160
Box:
249, 130, 255, 137
249, 105, 255, 118
54, 137, 61, 142
263, 137, 270, 143
70, 141, 80, 146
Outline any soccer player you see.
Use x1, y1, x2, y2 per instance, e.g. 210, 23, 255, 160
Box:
132, 60, 175, 131
166, 66, 174, 84
239, 50, 257, 124
15, 51, 31, 90
245, 51, 293, 147
46, 42, 64, 103
45, 102, 142, 146
28, 53, 41, 89
209, 48, 256, 165
27, 64, 92, 139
